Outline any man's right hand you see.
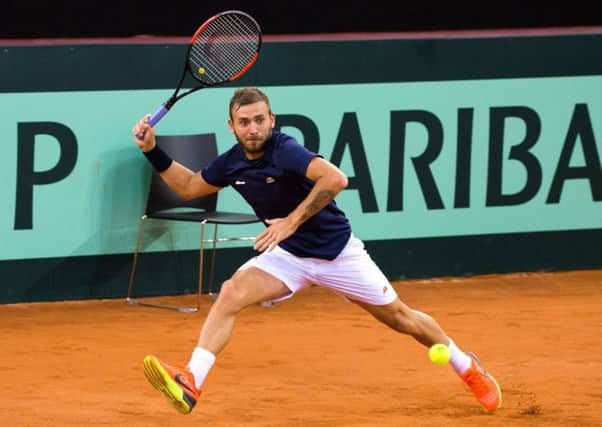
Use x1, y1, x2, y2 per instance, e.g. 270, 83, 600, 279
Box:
132, 115, 156, 152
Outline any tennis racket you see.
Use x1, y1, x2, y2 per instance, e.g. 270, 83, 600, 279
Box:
139, 10, 262, 137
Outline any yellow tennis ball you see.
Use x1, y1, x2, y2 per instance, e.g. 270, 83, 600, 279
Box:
198, 67, 206, 74
429, 343, 450, 365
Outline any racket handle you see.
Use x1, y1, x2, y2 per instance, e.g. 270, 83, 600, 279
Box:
148, 105, 169, 127
136, 105, 169, 140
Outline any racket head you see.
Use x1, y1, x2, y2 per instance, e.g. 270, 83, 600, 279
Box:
187, 10, 262, 86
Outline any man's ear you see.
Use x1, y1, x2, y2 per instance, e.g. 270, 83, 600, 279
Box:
227, 119, 235, 133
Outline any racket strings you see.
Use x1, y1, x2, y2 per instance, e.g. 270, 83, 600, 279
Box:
189, 13, 260, 84
191, 24, 256, 81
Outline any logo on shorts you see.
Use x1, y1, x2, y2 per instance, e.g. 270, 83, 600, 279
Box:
235, 180, 246, 185
383, 286, 388, 294
266, 177, 275, 184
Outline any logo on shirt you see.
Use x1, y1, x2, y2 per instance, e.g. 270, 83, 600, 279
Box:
383, 286, 388, 294
235, 180, 246, 185
266, 177, 275, 184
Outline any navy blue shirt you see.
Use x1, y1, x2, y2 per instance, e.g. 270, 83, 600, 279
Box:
201, 131, 351, 260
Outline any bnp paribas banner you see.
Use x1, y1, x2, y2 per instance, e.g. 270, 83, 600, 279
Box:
1, 77, 601, 261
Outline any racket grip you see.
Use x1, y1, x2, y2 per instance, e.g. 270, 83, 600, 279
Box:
136, 105, 169, 140
148, 105, 169, 127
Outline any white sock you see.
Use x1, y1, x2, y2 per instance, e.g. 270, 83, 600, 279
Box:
187, 347, 216, 389
447, 338, 472, 375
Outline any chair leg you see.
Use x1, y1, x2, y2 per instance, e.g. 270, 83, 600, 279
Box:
126, 217, 146, 303
208, 224, 219, 300
126, 216, 200, 313
197, 221, 207, 308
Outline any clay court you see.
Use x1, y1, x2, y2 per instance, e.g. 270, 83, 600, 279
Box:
1, 269, 601, 426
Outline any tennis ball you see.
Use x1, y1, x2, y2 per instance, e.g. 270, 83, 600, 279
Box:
198, 67, 206, 74
428, 343, 450, 365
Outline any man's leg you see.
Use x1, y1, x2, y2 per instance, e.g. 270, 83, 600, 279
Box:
351, 297, 446, 347
197, 266, 291, 354
312, 235, 501, 412
144, 267, 290, 414
353, 297, 501, 411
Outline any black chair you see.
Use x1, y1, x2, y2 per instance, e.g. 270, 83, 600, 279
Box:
126, 133, 261, 313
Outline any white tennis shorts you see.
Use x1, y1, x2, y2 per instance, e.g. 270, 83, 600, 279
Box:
238, 235, 397, 306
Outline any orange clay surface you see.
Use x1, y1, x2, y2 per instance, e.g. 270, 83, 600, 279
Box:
1, 269, 601, 426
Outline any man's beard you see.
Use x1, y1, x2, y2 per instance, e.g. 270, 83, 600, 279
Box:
235, 128, 272, 154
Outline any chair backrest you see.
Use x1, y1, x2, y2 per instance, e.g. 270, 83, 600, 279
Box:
145, 133, 218, 215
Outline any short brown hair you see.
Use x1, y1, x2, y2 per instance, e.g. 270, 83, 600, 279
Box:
229, 87, 271, 118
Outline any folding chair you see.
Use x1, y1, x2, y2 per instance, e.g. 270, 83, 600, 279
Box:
126, 133, 261, 313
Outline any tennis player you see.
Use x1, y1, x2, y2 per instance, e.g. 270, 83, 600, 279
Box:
132, 87, 502, 415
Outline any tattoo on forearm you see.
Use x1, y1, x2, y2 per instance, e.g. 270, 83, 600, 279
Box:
301, 190, 335, 221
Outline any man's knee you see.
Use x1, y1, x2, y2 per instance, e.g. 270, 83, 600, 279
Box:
215, 279, 247, 312
376, 303, 418, 335
390, 309, 416, 334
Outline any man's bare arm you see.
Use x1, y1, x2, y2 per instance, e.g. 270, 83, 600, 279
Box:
132, 115, 221, 199
253, 157, 348, 252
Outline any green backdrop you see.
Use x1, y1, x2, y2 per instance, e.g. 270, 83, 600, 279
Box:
1, 33, 601, 303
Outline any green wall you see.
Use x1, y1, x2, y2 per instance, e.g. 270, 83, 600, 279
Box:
1, 33, 601, 303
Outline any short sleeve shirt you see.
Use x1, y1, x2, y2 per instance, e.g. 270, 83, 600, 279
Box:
201, 131, 351, 260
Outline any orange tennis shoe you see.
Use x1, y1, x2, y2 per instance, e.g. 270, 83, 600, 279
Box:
460, 353, 502, 411
143, 355, 201, 414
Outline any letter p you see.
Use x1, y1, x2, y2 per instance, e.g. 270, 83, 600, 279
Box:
14, 122, 78, 230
